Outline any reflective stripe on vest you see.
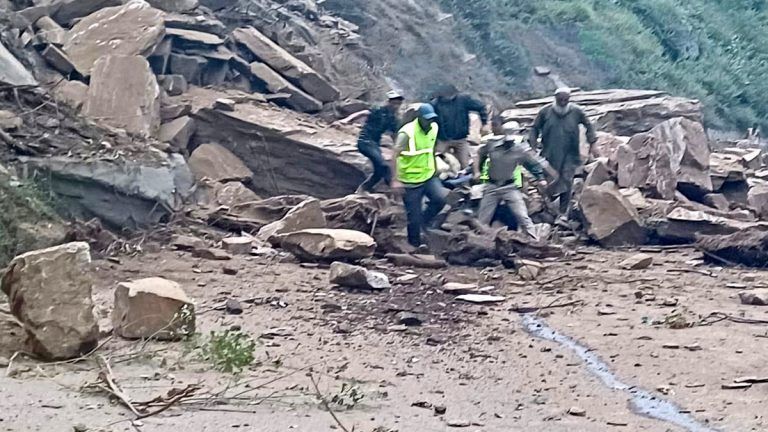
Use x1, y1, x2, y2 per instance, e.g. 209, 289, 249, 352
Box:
397, 119, 438, 183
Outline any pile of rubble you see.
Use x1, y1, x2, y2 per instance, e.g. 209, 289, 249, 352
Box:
504, 89, 768, 257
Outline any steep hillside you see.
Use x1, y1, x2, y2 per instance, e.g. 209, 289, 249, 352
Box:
436, 0, 768, 131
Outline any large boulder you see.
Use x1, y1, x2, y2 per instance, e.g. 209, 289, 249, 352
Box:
277, 229, 375, 261
651, 207, 768, 244
83, 55, 161, 137
1, 242, 98, 360
232, 27, 340, 102
748, 185, 768, 220
188, 143, 253, 182
579, 184, 647, 247
62, 0, 165, 76
248, 62, 323, 113
21, 154, 194, 229
697, 228, 768, 267
258, 198, 327, 241
617, 117, 712, 200
710, 152, 747, 192
113, 277, 194, 340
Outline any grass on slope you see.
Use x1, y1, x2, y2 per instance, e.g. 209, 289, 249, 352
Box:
439, 0, 768, 131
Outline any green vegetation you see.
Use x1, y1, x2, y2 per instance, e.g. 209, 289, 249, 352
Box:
439, 0, 768, 130
0, 174, 61, 267
191, 329, 257, 374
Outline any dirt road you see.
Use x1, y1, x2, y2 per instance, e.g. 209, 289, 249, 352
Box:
1, 244, 766, 432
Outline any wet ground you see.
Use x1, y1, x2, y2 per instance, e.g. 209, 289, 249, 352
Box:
1, 243, 767, 432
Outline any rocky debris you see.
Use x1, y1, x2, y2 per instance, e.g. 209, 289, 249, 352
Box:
161, 101, 192, 121
0, 41, 37, 87
697, 229, 768, 267
495, 229, 564, 260
22, 154, 194, 229
617, 117, 711, 200
748, 185, 768, 220
188, 143, 253, 182
225, 298, 243, 314
329, 261, 390, 290
248, 62, 322, 113
442, 282, 483, 295
568, 407, 587, 417
1, 242, 98, 360
584, 158, 613, 187
619, 253, 653, 270
206, 195, 309, 231
192, 247, 231, 260
277, 229, 375, 262
41, 44, 76, 74
580, 184, 647, 247
222, 236, 253, 255
171, 234, 206, 250
113, 277, 194, 340
82, 55, 161, 137
210, 181, 261, 207
427, 230, 497, 266
192, 102, 367, 197
159, 116, 195, 150
157, 74, 188, 96
738, 290, 768, 306
258, 198, 326, 241
503, 90, 702, 136
232, 27, 339, 103
51, 79, 89, 111
62, 0, 165, 76
148, 0, 199, 12
213, 98, 236, 111
653, 207, 768, 244
321, 193, 389, 231
386, 253, 448, 269
0, 111, 22, 130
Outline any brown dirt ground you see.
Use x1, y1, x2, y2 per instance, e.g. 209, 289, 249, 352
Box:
1, 243, 767, 432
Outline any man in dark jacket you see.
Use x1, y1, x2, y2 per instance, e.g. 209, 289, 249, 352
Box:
529, 87, 597, 220
353, 91, 405, 193
431, 85, 489, 168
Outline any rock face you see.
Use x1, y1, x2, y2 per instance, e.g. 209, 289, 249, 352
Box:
329, 262, 390, 290
232, 27, 340, 102
1, 242, 98, 360
113, 277, 194, 340
22, 154, 194, 229
580, 184, 647, 247
258, 198, 326, 241
188, 143, 253, 182
249, 62, 322, 113
617, 118, 712, 200
192, 105, 367, 197
0, 41, 37, 87
82, 55, 161, 137
278, 229, 376, 261
62, 0, 165, 76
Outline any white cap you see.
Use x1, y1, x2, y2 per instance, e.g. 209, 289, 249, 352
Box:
386, 90, 404, 100
555, 87, 572, 96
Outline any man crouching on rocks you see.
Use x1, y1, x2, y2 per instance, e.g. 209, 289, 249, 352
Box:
475, 115, 557, 239
390, 103, 448, 250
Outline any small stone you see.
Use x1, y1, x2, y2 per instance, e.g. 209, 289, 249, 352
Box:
568, 407, 586, 417
222, 266, 239, 276
662, 343, 680, 349
727, 283, 748, 289
334, 322, 352, 334
0, 110, 22, 130
684, 343, 702, 351
619, 253, 653, 270
222, 237, 253, 255
721, 382, 752, 390
661, 298, 678, 307
411, 401, 433, 409
743, 273, 759, 282
214, 98, 236, 111
396, 274, 419, 284
0, 356, 9, 367
192, 248, 232, 261
733, 376, 768, 384
442, 282, 480, 295
606, 420, 629, 427
387, 325, 407, 332
171, 234, 205, 251
434, 405, 447, 415
446, 419, 471, 427
225, 299, 243, 315
739, 290, 768, 306
598, 308, 617, 316
455, 294, 506, 304
397, 312, 423, 327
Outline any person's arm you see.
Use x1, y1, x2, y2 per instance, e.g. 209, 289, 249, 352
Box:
338, 109, 371, 125
523, 149, 558, 181
474, 145, 489, 178
465, 96, 489, 125
529, 110, 544, 149
390, 132, 409, 189
579, 107, 598, 155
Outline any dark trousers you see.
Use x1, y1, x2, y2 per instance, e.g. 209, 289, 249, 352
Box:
402, 177, 448, 247
358, 139, 392, 192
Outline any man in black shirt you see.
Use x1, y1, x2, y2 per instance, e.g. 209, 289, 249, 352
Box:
354, 91, 405, 193
431, 85, 489, 168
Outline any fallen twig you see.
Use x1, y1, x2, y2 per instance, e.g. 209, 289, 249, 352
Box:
698, 249, 740, 267
309, 371, 351, 432
134, 384, 201, 420
95, 356, 141, 417
699, 312, 768, 327
666, 268, 715, 277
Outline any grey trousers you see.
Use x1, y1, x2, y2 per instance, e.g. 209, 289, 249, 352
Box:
477, 184, 536, 237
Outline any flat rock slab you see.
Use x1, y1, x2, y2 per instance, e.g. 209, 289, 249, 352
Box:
619, 253, 654, 270
82, 55, 161, 137
63, 0, 165, 76
0, 41, 37, 87
258, 198, 326, 242
188, 143, 253, 182
455, 294, 506, 304
1, 242, 98, 360
113, 277, 194, 340
248, 62, 322, 113
278, 229, 376, 262
222, 237, 253, 255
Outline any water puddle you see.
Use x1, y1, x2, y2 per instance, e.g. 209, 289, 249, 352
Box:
521, 314, 720, 432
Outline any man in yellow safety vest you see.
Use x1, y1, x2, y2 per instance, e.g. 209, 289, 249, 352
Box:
390, 103, 448, 248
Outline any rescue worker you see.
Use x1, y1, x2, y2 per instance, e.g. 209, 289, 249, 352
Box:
475, 116, 557, 238
529, 87, 597, 222
352, 91, 405, 193
431, 84, 489, 168
391, 103, 448, 248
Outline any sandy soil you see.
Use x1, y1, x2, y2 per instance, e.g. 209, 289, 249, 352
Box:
1, 243, 767, 432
